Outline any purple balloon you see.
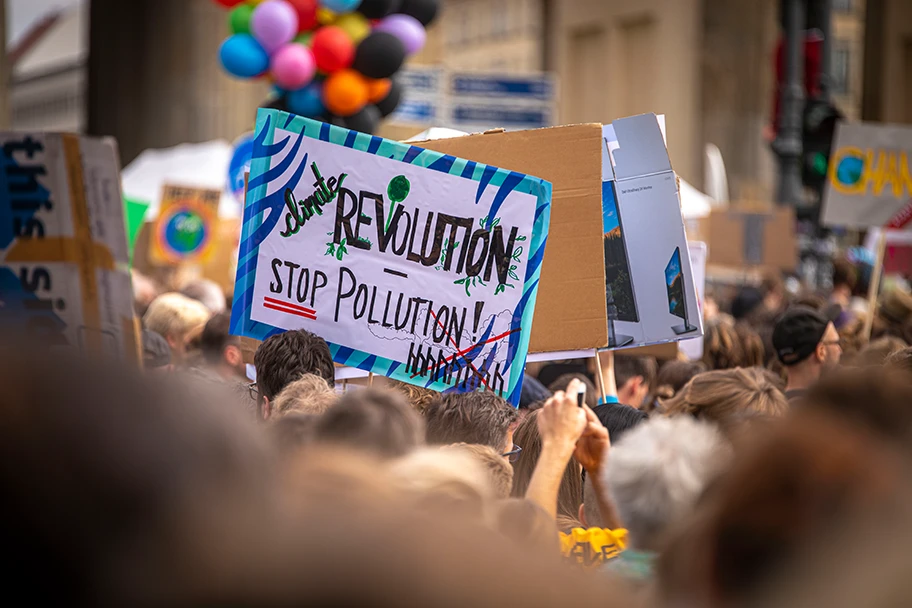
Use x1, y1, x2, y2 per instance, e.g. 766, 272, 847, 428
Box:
375, 14, 426, 55
251, 0, 299, 55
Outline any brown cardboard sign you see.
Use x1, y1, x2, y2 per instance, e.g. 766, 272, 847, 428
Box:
706, 206, 797, 271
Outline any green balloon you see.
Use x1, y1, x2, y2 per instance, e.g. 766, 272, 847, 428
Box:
294, 32, 314, 46
229, 4, 254, 35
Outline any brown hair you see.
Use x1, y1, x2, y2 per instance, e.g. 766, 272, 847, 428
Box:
253, 329, 335, 402
548, 373, 597, 408
701, 319, 747, 370
425, 391, 519, 452
272, 373, 339, 417
510, 410, 583, 531
832, 257, 858, 291
654, 360, 707, 401
663, 367, 789, 432
489, 499, 559, 553
443, 443, 514, 500
852, 335, 907, 368
314, 388, 424, 458
614, 355, 658, 390
659, 413, 902, 607
386, 379, 438, 414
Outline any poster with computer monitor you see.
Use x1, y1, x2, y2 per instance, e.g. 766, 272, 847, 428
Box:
665, 247, 697, 335
602, 179, 637, 347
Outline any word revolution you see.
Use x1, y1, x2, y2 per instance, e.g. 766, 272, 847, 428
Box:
332, 186, 520, 285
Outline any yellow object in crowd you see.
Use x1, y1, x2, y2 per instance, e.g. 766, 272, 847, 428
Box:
559, 527, 629, 568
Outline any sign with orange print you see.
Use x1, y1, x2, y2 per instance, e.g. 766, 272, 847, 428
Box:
150, 184, 220, 265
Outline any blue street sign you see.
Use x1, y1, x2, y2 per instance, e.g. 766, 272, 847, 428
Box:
451, 104, 553, 128
450, 74, 555, 101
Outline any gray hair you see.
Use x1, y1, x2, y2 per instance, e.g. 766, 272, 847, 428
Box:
180, 278, 227, 313
605, 416, 730, 550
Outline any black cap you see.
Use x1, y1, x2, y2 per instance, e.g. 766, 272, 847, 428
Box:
772, 307, 829, 366
731, 286, 764, 320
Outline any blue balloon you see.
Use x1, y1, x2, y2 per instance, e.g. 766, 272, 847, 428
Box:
287, 83, 326, 118
219, 34, 269, 79
321, 0, 363, 13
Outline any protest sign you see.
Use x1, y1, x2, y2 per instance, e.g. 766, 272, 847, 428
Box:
679, 241, 707, 361
230, 109, 552, 405
149, 184, 220, 265
822, 121, 912, 229
0, 133, 140, 361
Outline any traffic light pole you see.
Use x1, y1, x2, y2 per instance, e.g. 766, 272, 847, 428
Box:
773, 0, 806, 207
816, 0, 832, 102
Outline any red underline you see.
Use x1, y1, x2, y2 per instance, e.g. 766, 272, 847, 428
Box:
264, 302, 317, 320
264, 296, 316, 315
411, 325, 521, 380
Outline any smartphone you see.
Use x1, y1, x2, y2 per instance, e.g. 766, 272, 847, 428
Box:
576, 384, 586, 408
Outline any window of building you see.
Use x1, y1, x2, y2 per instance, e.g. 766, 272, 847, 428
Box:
832, 0, 852, 12
831, 45, 850, 94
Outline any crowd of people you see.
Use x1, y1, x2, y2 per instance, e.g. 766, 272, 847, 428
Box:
7, 254, 912, 607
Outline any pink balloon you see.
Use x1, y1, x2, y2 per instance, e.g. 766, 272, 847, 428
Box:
251, 0, 298, 55
271, 43, 317, 90
375, 14, 426, 55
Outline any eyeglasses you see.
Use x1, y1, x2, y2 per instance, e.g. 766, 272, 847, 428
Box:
502, 444, 522, 463
247, 382, 259, 401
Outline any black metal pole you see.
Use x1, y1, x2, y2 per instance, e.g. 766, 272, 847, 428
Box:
774, 0, 806, 206
817, 0, 833, 102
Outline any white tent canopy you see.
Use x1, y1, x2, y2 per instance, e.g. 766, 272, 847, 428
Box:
121, 140, 239, 219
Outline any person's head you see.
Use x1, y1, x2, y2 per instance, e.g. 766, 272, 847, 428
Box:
548, 373, 597, 408
386, 379, 438, 415
314, 388, 424, 459
272, 373, 339, 417
773, 307, 842, 388
852, 335, 907, 368
199, 312, 247, 380
658, 412, 903, 608
253, 329, 334, 420
424, 391, 519, 454
388, 447, 493, 518
442, 443, 514, 500
730, 286, 764, 321
832, 257, 858, 296
180, 278, 227, 314
886, 346, 912, 377
141, 329, 172, 371
653, 360, 707, 404
510, 409, 583, 530
142, 292, 211, 363
592, 403, 648, 443
605, 417, 730, 551
131, 269, 160, 318
269, 412, 319, 456
701, 317, 764, 370
733, 322, 765, 367
614, 355, 657, 408
663, 367, 789, 434
760, 272, 786, 312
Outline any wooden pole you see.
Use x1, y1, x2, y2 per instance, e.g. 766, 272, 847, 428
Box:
862, 230, 887, 342
593, 349, 608, 405
368, 372, 374, 387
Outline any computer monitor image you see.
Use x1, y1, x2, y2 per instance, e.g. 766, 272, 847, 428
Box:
602, 179, 637, 347
665, 247, 697, 335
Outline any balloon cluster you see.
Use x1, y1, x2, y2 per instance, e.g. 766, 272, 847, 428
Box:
214, 0, 439, 134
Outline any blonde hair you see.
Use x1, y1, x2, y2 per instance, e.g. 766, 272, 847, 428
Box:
143, 292, 210, 343
388, 448, 493, 517
662, 367, 789, 432
442, 443, 514, 499
272, 373, 338, 417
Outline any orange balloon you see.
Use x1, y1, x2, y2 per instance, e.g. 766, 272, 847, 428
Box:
366, 78, 392, 103
323, 69, 369, 117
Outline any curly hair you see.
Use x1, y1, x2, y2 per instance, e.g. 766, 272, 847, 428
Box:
253, 329, 334, 401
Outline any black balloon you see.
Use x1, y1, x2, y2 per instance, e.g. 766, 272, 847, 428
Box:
353, 32, 406, 79
357, 0, 402, 19
375, 78, 402, 117
398, 0, 439, 26
342, 105, 383, 134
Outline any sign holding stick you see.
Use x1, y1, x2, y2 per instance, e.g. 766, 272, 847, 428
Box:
230, 109, 552, 406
